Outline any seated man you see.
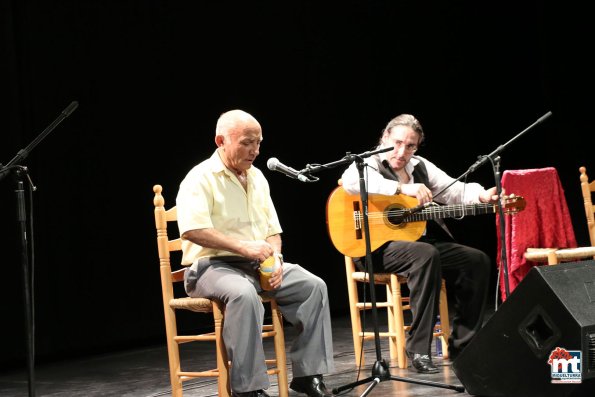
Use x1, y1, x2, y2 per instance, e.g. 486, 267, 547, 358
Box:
341, 113, 497, 373
177, 109, 336, 397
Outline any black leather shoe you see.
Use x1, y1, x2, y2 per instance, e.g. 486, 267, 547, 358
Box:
290, 374, 334, 397
231, 390, 270, 397
406, 351, 439, 374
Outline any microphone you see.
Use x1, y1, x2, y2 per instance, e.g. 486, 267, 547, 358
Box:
267, 157, 311, 182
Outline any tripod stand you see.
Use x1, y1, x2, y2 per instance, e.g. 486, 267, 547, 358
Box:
330, 155, 463, 397
1, 101, 79, 397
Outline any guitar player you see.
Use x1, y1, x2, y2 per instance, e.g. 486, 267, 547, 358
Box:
340, 114, 500, 374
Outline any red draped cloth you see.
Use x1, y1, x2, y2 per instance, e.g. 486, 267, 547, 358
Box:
496, 167, 577, 301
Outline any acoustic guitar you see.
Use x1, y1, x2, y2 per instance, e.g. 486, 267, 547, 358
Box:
326, 186, 526, 257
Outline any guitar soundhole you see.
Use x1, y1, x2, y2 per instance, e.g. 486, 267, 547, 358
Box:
385, 204, 406, 229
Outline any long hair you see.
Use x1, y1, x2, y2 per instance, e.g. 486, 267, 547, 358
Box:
379, 114, 425, 146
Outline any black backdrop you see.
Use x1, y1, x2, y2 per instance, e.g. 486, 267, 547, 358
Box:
2, 1, 594, 370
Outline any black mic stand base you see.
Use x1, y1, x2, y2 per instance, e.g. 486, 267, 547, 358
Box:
332, 359, 464, 397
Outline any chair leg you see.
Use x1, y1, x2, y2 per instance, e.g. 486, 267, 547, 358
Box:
165, 309, 184, 397
385, 283, 398, 361
213, 300, 231, 397
547, 249, 560, 265
269, 300, 289, 397
345, 257, 365, 366
438, 279, 450, 359
390, 275, 407, 369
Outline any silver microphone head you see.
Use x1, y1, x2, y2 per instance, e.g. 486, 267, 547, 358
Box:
267, 157, 279, 170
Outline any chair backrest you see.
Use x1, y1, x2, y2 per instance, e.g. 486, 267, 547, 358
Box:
579, 166, 595, 247
154, 184, 232, 397
153, 185, 186, 292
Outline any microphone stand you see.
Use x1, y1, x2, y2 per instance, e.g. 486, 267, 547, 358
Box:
433, 111, 552, 302
300, 148, 463, 396
0, 101, 79, 397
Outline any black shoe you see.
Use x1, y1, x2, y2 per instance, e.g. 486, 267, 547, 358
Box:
231, 390, 270, 397
290, 374, 334, 397
406, 351, 439, 374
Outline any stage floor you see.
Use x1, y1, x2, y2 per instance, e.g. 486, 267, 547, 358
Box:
0, 315, 473, 397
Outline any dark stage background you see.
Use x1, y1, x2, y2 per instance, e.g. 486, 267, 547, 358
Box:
2, 1, 594, 370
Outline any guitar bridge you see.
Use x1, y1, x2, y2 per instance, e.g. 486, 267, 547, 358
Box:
353, 200, 362, 240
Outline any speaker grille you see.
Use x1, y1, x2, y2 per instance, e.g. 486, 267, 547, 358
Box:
519, 305, 560, 358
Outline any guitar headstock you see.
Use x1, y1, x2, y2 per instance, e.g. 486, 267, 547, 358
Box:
501, 195, 526, 214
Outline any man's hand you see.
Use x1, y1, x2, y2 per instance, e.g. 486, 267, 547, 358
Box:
268, 253, 284, 289
401, 183, 433, 204
241, 240, 275, 263
480, 186, 509, 204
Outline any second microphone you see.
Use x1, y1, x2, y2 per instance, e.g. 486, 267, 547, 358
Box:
266, 157, 313, 183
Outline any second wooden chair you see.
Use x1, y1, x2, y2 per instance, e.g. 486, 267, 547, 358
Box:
344, 255, 450, 369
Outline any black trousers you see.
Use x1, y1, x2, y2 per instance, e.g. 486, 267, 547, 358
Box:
356, 235, 490, 356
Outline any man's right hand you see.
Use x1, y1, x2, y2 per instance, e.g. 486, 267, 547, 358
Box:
241, 240, 275, 263
401, 183, 433, 204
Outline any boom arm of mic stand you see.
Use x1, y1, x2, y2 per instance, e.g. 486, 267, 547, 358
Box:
435, 110, 552, 198
0, 101, 79, 183
297, 146, 394, 179
469, 111, 552, 174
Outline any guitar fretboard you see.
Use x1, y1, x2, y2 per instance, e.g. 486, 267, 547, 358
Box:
356, 202, 498, 225
397, 202, 497, 223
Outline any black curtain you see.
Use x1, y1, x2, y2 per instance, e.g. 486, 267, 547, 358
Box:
1, 0, 594, 370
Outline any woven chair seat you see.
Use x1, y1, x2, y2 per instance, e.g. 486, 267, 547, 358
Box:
170, 297, 215, 313
352, 271, 407, 284
170, 295, 275, 313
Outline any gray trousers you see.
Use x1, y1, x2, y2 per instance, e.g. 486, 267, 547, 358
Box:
185, 260, 335, 393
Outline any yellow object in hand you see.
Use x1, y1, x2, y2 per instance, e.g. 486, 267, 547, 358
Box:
259, 254, 281, 291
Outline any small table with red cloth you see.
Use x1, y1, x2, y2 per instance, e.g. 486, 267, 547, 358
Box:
496, 167, 577, 301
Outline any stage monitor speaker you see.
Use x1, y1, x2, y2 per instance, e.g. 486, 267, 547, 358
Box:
452, 260, 595, 397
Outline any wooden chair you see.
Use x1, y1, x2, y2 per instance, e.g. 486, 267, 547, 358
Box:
523, 166, 595, 265
153, 184, 288, 397
344, 255, 450, 369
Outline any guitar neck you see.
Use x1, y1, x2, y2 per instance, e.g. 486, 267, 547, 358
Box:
402, 202, 497, 223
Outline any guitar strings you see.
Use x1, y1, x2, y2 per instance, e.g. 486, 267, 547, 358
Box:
349, 197, 522, 225
353, 203, 497, 222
